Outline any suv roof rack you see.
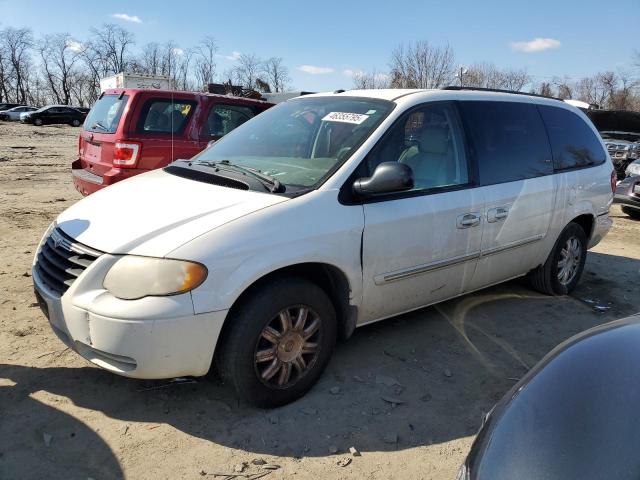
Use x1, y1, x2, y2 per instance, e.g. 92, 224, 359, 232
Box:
442, 86, 564, 102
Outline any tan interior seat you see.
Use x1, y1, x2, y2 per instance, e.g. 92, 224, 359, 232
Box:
399, 126, 452, 188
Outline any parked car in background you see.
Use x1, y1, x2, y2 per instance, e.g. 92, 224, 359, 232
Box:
71, 88, 273, 195
614, 163, 640, 219
0, 106, 38, 121
72, 106, 91, 115
20, 105, 87, 127
0, 102, 25, 111
587, 109, 640, 180
34, 88, 613, 407
457, 315, 640, 480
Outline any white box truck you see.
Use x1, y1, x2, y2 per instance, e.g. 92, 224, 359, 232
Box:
99, 73, 172, 92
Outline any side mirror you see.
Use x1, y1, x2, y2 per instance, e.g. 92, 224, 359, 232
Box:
353, 162, 414, 196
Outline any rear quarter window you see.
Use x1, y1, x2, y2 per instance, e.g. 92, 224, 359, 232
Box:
459, 101, 553, 185
204, 103, 256, 138
137, 98, 196, 135
84, 95, 129, 134
538, 105, 607, 170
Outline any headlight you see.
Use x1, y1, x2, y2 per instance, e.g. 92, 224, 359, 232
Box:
103, 256, 207, 300
626, 161, 640, 177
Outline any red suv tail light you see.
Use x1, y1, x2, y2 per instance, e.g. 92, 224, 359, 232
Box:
113, 141, 142, 168
611, 170, 617, 193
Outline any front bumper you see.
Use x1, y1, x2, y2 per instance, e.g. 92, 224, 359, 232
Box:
32, 258, 227, 379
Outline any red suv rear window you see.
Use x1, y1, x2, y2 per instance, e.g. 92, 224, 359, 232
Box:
84, 95, 129, 133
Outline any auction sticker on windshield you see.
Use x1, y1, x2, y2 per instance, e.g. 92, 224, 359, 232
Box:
322, 112, 369, 124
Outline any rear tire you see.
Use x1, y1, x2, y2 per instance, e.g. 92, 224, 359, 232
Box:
34, 118, 43, 126
528, 222, 587, 295
71, 119, 81, 127
217, 277, 337, 408
621, 206, 640, 220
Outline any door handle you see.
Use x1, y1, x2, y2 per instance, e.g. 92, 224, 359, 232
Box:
487, 206, 509, 223
457, 213, 481, 229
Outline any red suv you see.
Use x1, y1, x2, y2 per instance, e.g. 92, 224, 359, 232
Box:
72, 89, 273, 195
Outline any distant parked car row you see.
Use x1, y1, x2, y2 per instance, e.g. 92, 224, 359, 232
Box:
0, 105, 38, 121
0, 103, 89, 126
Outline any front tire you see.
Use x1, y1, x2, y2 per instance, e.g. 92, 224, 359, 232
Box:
528, 222, 587, 295
71, 119, 81, 127
217, 277, 337, 408
621, 206, 640, 220
34, 118, 43, 126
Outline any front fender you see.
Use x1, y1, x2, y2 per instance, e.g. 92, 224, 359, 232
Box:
170, 190, 364, 315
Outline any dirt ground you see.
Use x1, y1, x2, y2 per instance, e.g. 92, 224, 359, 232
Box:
1, 121, 639, 480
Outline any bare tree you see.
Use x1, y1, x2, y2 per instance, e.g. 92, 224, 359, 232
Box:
174, 48, 194, 90
2, 27, 33, 103
576, 72, 614, 107
463, 62, 530, 91
37, 33, 80, 104
89, 24, 134, 74
79, 24, 135, 102
262, 57, 290, 92
607, 70, 639, 110
552, 76, 573, 99
351, 69, 389, 89
535, 82, 554, 97
232, 53, 263, 89
138, 42, 162, 75
193, 36, 217, 88
389, 41, 455, 89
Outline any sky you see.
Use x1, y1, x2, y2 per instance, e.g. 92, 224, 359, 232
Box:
1, 0, 638, 92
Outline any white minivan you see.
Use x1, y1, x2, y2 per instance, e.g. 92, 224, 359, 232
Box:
33, 88, 614, 407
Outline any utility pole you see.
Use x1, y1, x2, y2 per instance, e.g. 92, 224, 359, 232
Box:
455, 67, 468, 87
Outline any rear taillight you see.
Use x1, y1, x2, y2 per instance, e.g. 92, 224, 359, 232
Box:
611, 170, 617, 193
113, 141, 142, 168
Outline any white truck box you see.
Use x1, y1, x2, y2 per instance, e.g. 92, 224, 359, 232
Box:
99, 73, 172, 92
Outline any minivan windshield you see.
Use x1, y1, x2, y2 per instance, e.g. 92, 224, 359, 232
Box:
84, 94, 129, 133
192, 96, 394, 188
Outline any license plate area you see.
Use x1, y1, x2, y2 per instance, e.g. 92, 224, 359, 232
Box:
83, 141, 102, 162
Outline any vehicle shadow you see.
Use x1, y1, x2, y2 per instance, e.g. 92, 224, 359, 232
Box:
0, 376, 124, 479
3, 252, 639, 467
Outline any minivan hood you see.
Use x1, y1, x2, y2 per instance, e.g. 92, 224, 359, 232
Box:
56, 169, 288, 256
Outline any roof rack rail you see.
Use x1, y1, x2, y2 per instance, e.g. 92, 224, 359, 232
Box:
442, 86, 564, 102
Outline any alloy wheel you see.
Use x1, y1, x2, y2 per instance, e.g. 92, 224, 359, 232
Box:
254, 305, 321, 388
557, 236, 582, 285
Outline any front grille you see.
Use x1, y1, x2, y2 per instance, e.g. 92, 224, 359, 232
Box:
35, 227, 102, 296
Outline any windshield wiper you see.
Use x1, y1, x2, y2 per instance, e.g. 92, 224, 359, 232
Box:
199, 160, 283, 193
92, 121, 108, 131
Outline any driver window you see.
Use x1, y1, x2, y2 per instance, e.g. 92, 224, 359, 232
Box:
366, 103, 469, 191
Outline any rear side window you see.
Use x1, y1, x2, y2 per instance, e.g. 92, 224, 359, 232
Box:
137, 99, 196, 134
205, 104, 256, 138
459, 101, 553, 185
84, 95, 129, 133
538, 105, 606, 170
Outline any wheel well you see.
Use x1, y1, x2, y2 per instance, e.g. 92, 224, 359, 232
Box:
214, 263, 356, 363
571, 214, 595, 239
